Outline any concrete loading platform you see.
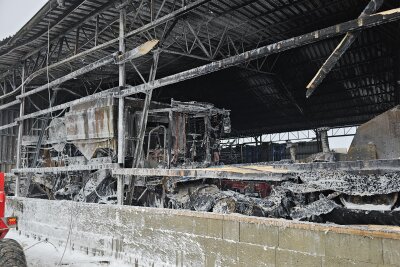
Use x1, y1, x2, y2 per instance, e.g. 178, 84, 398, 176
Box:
6, 197, 400, 266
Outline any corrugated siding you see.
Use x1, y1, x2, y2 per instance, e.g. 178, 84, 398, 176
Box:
0, 109, 18, 172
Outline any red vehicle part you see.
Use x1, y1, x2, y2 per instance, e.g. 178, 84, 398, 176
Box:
221, 180, 272, 198
0, 172, 17, 239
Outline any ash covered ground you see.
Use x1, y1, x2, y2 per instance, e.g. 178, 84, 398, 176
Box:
7, 230, 130, 267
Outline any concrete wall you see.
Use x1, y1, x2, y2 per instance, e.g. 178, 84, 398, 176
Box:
6, 197, 400, 266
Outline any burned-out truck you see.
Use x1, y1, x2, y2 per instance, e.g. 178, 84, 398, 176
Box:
18, 97, 231, 203
12, 102, 400, 226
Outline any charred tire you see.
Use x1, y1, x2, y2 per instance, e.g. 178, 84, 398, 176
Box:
0, 238, 27, 267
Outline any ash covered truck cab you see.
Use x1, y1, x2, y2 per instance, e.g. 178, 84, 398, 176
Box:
0, 172, 27, 267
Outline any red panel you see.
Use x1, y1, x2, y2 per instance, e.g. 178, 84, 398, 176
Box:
0, 219, 8, 239
0, 173, 9, 239
0, 172, 5, 219
221, 180, 272, 198
0, 172, 4, 191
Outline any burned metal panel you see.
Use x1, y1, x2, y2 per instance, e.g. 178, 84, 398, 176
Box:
167, 100, 231, 166
347, 105, 400, 160
0, 109, 18, 173
65, 97, 117, 159
65, 97, 116, 140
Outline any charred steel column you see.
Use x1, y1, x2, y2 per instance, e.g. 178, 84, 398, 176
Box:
396, 35, 400, 105
117, 6, 126, 166
117, 5, 127, 205
117, 175, 124, 206
15, 63, 25, 197
318, 127, 330, 153
286, 141, 297, 162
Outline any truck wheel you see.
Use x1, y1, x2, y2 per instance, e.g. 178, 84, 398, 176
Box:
0, 238, 27, 267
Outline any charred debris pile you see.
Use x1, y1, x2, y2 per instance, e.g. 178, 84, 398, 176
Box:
8, 104, 400, 226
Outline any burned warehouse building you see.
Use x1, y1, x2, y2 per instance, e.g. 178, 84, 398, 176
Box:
0, 0, 400, 265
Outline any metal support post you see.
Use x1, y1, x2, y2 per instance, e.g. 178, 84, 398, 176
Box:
318, 127, 331, 153
118, 8, 126, 166
117, 175, 125, 205
167, 110, 173, 169
395, 36, 400, 105
286, 142, 297, 162
15, 63, 25, 197
132, 51, 160, 167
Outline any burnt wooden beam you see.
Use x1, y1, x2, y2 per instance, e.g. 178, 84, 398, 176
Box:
306, 0, 384, 98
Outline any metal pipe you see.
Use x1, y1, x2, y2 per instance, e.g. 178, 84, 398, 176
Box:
0, 100, 20, 111
0, 122, 18, 131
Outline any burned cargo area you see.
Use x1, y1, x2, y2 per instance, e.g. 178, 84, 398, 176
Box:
0, 0, 399, 231
7, 105, 400, 226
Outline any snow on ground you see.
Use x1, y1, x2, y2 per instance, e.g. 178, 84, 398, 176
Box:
6, 230, 131, 267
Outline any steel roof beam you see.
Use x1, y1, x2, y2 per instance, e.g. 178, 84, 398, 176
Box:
16, 40, 158, 99
6, 7, 400, 123
120, 8, 400, 98
1, 0, 114, 60
0, 0, 211, 100
306, 0, 384, 98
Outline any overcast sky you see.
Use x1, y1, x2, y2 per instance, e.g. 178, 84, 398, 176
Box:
0, 0, 48, 40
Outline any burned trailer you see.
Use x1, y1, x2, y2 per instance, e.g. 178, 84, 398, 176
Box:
146, 100, 231, 168
111, 106, 400, 225
13, 103, 400, 226
17, 97, 231, 203
125, 99, 233, 206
